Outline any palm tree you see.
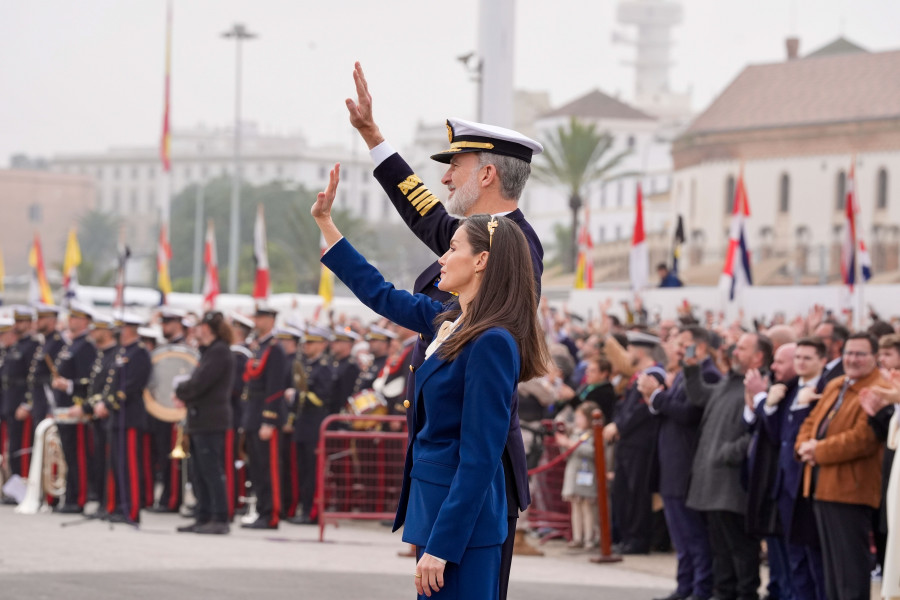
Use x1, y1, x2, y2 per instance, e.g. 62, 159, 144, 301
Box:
533, 117, 630, 272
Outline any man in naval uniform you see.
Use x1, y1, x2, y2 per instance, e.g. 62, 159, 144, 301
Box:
104, 314, 152, 524
0, 317, 16, 498
241, 304, 287, 529
354, 325, 396, 396
149, 307, 189, 513
24, 305, 66, 441
72, 313, 119, 515
276, 325, 303, 520
228, 312, 254, 519
49, 302, 97, 513
3, 306, 40, 480
346, 63, 545, 596
287, 325, 335, 525
330, 329, 361, 416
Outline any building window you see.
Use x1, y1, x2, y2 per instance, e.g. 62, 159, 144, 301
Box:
200, 164, 208, 179
597, 227, 605, 243
599, 185, 606, 210
617, 181, 623, 208
382, 197, 390, 217
113, 166, 120, 180
877, 168, 889, 209
256, 164, 264, 176
319, 166, 327, 179
779, 173, 790, 213
360, 193, 369, 216
97, 167, 104, 179
627, 135, 635, 149
148, 165, 155, 178
184, 165, 192, 180
276, 164, 283, 178
131, 191, 139, 213
113, 191, 121, 212
28, 204, 42, 223
614, 225, 621, 241
836, 170, 846, 211
725, 175, 736, 214
361, 169, 367, 182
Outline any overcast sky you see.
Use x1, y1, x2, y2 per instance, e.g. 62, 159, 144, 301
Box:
3, 0, 899, 164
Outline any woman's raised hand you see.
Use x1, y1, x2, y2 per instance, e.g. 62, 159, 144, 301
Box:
311, 163, 341, 221
311, 163, 344, 248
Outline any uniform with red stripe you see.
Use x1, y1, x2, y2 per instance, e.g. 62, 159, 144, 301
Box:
241, 319, 287, 529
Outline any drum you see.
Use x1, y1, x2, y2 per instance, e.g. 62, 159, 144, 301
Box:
346, 389, 388, 431
143, 344, 199, 423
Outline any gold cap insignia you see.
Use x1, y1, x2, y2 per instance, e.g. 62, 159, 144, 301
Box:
446, 121, 453, 143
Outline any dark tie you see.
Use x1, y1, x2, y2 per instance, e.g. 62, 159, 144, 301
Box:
816, 379, 850, 439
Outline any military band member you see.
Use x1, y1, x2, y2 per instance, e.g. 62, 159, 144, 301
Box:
330, 328, 360, 415
0, 317, 16, 499
377, 328, 417, 419
228, 312, 254, 519
241, 304, 287, 529
149, 308, 188, 513
49, 302, 97, 513
353, 325, 396, 395
287, 325, 335, 525
74, 313, 119, 515
26, 304, 65, 431
3, 306, 40, 479
104, 314, 152, 524
276, 326, 303, 519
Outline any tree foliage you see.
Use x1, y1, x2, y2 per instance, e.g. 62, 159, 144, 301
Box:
533, 117, 630, 272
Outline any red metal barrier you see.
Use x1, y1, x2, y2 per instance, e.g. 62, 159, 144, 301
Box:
316, 414, 408, 542
522, 420, 576, 544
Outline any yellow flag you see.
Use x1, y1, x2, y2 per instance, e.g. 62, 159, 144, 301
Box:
318, 264, 334, 308
63, 228, 82, 288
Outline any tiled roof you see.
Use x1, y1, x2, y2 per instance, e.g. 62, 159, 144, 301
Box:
685, 47, 900, 135
541, 89, 655, 122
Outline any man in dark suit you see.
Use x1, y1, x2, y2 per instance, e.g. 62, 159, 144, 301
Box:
640, 325, 721, 600
756, 337, 828, 600
2, 306, 40, 480
743, 342, 797, 600
346, 62, 543, 599
812, 320, 847, 393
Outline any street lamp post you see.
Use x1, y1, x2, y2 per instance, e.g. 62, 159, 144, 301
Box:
222, 23, 257, 293
457, 52, 483, 121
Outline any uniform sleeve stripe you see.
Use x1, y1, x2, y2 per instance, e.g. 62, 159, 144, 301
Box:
418, 197, 440, 216
412, 192, 436, 211
408, 186, 430, 202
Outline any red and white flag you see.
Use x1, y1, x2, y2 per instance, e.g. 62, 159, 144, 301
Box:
202, 220, 220, 309
252, 204, 270, 300
629, 183, 649, 292
720, 171, 753, 301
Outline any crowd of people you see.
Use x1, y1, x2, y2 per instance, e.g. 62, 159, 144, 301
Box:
527, 299, 899, 600
0, 301, 419, 533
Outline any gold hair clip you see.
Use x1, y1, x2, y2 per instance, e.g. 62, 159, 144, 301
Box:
487, 216, 499, 248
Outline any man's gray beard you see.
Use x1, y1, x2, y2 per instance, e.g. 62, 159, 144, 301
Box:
444, 173, 480, 217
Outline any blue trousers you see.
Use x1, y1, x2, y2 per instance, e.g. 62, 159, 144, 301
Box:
416, 544, 501, 600
663, 495, 713, 599
787, 541, 826, 600
765, 535, 793, 600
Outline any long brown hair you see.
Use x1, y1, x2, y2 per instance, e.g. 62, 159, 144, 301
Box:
202, 311, 234, 345
436, 215, 549, 381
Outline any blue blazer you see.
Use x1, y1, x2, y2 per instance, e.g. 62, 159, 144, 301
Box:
322, 238, 517, 564
651, 358, 721, 498
758, 379, 820, 545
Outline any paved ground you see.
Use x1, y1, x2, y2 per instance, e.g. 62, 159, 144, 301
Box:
0, 503, 674, 599
1, 504, 885, 599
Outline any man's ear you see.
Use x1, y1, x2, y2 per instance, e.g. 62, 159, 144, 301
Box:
480, 163, 497, 189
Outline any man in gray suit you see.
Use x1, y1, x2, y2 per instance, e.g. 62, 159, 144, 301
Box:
683, 332, 773, 600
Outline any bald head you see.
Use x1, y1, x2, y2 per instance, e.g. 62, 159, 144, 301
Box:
766, 325, 797, 351
772, 343, 797, 383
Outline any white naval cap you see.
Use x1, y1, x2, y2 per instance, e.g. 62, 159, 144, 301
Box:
138, 326, 163, 343
431, 118, 544, 164
626, 330, 661, 347
68, 301, 94, 320
0, 317, 14, 332
36, 303, 62, 318
230, 312, 255, 330
13, 305, 37, 321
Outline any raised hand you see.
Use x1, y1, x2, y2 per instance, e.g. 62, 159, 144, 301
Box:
311, 163, 344, 248
345, 62, 385, 149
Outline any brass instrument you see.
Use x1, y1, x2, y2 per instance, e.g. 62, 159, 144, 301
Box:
143, 344, 198, 460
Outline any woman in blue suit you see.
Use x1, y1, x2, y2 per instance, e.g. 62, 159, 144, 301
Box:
312, 165, 548, 599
